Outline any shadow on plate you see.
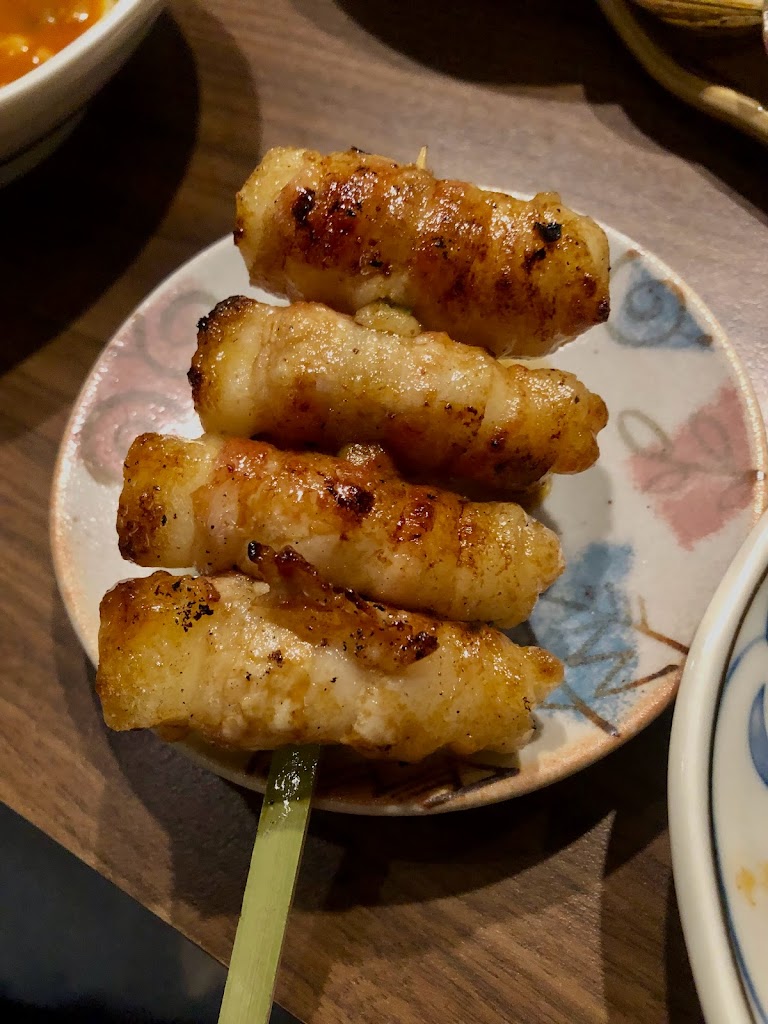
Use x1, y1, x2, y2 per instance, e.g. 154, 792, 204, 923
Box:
294, 0, 767, 225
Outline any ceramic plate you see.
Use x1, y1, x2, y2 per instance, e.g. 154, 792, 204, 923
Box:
670, 512, 768, 1024
51, 220, 767, 815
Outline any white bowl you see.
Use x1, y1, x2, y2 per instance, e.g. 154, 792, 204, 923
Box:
669, 509, 768, 1023
0, 0, 165, 185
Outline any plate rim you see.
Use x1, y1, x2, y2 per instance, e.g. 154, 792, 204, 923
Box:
51, 226, 768, 815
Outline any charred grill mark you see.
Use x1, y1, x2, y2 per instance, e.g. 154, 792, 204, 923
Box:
326, 481, 375, 517
118, 488, 166, 562
445, 271, 469, 302
535, 221, 562, 243
344, 588, 369, 610
329, 198, 362, 219
394, 499, 436, 542
275, 546, 304, 572
292, 187, 316, 227
187, 364, 203, 399
582, 274, 597, 298
151, 575, 222, 632
369, 257, 390, 275
195, 294, 253, 370
247, 545, 442, 671
597, 296, 610, 321
523, 247, 547, 273
401, 631, 439, 661
456, 517, 476, 568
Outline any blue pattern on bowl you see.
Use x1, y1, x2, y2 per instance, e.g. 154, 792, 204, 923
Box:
748, 684, 768, 788
711, 582, 768, 1023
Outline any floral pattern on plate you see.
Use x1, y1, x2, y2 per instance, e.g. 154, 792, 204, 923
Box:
620, 385, 755, 548
51, 222, 767, 814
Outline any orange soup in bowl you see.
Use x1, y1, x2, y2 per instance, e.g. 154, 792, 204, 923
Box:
0, 1, 111, 88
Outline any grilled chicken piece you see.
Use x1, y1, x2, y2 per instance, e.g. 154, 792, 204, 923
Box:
235, 147, 610, 357
118, 432, 563, 629
190, 297, 608, 494
97, 549, 563, 761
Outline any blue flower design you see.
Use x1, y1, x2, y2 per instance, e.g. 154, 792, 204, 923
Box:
609, 259, 710, 350
527, 542, 638, 727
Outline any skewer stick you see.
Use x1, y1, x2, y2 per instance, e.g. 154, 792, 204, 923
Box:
218, 145, 428, 1023
217, 745, 319, 1024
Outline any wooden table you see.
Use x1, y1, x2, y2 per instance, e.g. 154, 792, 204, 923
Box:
2, 2, 766, 1021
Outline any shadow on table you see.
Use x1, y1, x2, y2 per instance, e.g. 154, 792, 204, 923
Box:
303, 710, 670, 903
664, 881, 702, 1023
297, 0, 767, 225
598, 708, 702, 1022
1, 1000, 299, 1024
2, 0, 262, 397
287, 710, 680, 1019
0, 13, 198, 381
0, 999, 202, 1023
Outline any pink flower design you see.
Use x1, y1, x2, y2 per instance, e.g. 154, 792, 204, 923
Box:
76, 284, 217, 484
622, 385, 756, 549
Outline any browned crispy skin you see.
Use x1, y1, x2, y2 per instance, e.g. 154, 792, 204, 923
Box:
117, 432, 563, 629
97, 551, 563, 761
235, 147, 610, 357
190, 297, 608, 493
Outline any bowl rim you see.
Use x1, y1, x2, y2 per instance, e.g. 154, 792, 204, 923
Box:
0, 0, 156, 105
669, 508, 768, 1024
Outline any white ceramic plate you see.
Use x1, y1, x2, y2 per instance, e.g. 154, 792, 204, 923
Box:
51, 222, 767, 814
670, 511, 768, 1024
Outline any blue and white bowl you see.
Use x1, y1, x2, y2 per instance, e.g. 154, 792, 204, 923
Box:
670, 510, 768, 1023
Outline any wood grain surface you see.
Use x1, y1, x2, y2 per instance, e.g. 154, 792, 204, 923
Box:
2, 1, 767, 1021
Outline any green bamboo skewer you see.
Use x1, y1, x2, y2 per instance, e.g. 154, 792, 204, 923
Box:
218, 745, 320, 1024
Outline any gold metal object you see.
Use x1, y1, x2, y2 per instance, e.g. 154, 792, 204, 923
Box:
631, 0, 763, 30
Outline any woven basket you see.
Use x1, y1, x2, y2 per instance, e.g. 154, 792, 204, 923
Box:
629, 0, 763, 30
